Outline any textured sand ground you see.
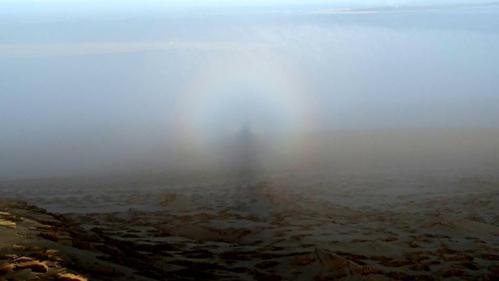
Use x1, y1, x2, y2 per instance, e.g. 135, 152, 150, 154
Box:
0, 175, 498, 280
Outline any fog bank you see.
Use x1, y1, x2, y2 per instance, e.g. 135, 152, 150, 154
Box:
1, 3, 499, 181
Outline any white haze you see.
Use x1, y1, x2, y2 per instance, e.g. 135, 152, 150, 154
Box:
0, 2, 498, 181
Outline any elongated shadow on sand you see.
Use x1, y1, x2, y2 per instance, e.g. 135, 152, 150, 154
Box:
227, 123, 273, 216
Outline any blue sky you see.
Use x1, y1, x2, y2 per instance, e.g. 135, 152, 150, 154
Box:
2, 0, 497, 22
3, 0, 496, 10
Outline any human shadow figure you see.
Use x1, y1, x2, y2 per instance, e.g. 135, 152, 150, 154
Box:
234, 122, 261, 189
228, 122, 277, 217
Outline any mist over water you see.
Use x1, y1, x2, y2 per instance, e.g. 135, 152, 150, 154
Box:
1, 2, 499, 181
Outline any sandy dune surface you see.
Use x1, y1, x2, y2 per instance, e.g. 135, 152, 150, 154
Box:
0, 175, 498, 280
